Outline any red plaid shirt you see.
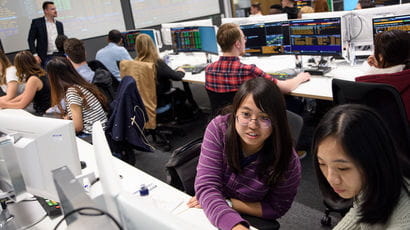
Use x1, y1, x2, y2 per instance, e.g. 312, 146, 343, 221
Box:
205, 56, 277, 93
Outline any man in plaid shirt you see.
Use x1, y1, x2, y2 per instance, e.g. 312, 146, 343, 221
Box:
205, 23, 310, 112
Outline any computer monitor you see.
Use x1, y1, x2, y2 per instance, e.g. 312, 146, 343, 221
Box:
372, 14, 410, 35
91, 122, 200, 229
289, 17, 343, 56
170, 26, 218, 55
161, 19, 213, 45
348, 4, 410, 44
221, 14, 288, 25
240, 21, 291, 56
0, 109, 81, 202
121, 29, 161, 51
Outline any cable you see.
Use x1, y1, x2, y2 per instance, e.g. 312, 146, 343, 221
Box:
53, 206, 123, 230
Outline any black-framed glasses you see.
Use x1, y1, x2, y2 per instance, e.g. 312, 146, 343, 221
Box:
236, 113, 271, 129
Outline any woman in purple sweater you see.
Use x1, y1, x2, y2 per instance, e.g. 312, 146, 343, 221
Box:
188, 78, 301, 230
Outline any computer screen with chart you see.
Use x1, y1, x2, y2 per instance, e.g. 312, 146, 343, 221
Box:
240, 21, 291, 56
121, 30, 158, 51
372, 14, 410, 35
288, 17, 342, 56
170, 26, 218, 54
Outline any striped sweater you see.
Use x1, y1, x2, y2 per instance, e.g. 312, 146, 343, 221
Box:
66, 85, 107, 134
195, 114, 301, 230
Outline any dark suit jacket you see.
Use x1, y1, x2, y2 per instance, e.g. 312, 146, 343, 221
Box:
27, 17, 64, 62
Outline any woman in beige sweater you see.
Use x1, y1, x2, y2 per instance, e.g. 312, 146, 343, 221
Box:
312, 104, 410, 229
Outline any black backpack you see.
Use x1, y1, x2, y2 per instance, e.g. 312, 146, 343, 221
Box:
165, 137, 202, 196
92, 68, 116, 105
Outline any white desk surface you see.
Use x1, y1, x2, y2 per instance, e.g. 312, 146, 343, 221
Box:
166, 53, 369, 101
33, 137, 218, 229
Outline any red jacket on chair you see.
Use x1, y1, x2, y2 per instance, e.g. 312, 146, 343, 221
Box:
356, 69, 410, 124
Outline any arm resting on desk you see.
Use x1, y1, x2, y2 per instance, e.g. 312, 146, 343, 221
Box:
276, 72, 311, 94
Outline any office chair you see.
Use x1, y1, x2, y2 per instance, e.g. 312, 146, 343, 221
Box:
355, 68, 410, 124
105, 76, 154, 165
332, 79, 410, 158
325, 79, 410, 226
120, 60, 184, 151
206, 89, 237, 118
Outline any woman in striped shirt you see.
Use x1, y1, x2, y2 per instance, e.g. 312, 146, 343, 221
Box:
47, 57, 108, 136
188, 77, 301, 230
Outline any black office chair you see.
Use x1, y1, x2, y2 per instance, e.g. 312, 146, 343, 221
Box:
332, 79, 410, 158
321, 79, 410, 226
206, 89, 236, 118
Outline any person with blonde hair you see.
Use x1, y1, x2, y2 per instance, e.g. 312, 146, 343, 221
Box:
135, 34, 188, 109
0, 51, 50, 115
297, 6, 314, 18
0, 49, 24, 101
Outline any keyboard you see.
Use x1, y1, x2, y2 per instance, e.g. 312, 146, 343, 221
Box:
303, 66, 332, 76
268, 68, 298, 80
180, 63, 208, 74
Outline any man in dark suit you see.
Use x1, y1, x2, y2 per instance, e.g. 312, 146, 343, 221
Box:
28, 1, 64, 68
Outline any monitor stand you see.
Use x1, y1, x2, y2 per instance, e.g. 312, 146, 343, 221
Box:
0, 196, 46, 229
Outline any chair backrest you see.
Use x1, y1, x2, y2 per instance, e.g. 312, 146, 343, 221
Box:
286, 110, 303, 146
120, 60, 157, 129
165, 137, 202, 196
206, 89, 236, 117
332, 79, 410, 158
356, 69, 410, 124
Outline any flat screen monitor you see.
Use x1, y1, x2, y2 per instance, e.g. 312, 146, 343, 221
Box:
161, 19, 213, 45
170, 26, 218, 55
372, 14, 410, 35
221, 14, 288, 25
121, 29, 160, 51
0, 109, 81, 202
289, 17, 343, 56
240, 21, 291, 56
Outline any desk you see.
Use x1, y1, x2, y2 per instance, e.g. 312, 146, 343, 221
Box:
167, 53, 369, 101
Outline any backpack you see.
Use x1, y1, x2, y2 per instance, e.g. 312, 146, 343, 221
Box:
92, 68, 116, 105
165, 137, 202, 196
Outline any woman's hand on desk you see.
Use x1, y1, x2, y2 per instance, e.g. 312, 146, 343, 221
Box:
187, 196, 202, 208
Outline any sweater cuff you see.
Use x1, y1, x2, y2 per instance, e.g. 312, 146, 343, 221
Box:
218, 212, 249, 230
261, 201, 275, 219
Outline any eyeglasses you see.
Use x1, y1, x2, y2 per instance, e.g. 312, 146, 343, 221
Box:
236, 112, 271, 129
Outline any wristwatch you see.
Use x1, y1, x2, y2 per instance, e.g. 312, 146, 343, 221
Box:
226, 198, 233, 208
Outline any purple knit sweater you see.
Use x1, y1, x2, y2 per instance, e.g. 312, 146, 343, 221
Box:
195, 114, 301, 230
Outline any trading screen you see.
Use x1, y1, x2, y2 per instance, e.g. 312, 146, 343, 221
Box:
373, 14, 410, 35
241, 21, 291, 56
171, 26, 217, 54
121, 30, 156, 51
289, 17, 342, 56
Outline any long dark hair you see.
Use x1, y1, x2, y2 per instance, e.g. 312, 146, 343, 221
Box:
224, 77, 293, 186
374, 30, 410, 70
46, 57, 108, 112
312, 104, 409, 225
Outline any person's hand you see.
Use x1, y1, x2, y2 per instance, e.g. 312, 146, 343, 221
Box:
176, 67, 186, 73
34, 56, 42, 65
187, 196, 202, 208
297, 72, 311, 83
232, 224, 249, 230
367, 55, 378, 67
